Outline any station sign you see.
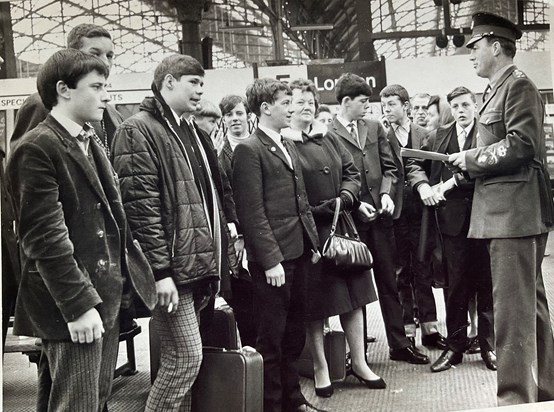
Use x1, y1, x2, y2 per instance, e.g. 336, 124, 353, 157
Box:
306, 60, 387, 104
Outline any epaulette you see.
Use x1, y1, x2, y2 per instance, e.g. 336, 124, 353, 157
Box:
513, 69, 527, 79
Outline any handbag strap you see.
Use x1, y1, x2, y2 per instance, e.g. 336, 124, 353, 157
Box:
329, 197, 341, 237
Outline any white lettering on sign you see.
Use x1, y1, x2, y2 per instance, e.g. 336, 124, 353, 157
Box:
313, 76, 377, 92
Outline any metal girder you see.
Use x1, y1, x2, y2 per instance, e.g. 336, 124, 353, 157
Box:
250, 0, 316, 59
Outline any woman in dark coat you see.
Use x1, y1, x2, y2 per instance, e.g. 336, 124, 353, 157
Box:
282, 79, 383, 398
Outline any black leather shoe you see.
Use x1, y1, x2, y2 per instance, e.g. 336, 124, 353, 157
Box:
351, 369, 387, 389
422, 332, 447, 350
430, 349, 463, 372
314, 384, 333, 398
481, 350, 497, 371
466, 337, 480, 354
292, 402, 330, 412
390, 345, 430, 364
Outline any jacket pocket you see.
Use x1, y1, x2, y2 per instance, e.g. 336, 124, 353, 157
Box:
483, 166, 529, 185
480, 110, 503, 125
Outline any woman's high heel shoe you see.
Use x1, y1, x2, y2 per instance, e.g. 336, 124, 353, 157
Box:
314, 384, 334, 398
351, 370, 387, 389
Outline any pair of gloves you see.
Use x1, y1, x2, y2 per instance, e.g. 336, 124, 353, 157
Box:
311, 190, 356, 216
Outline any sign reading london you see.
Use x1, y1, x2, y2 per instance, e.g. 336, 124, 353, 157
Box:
306, 60, 387, 105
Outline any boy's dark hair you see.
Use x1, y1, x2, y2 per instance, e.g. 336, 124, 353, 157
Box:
380, 84, 410, 105
153, 54, 205, 91
219, 95, 249, 117
447, 86, 476, 104
246, 78, 291, 117
289, 78, 320, 108
335, 73, 372, 104
67, 24, 112, 50
486, 36, 516, 58
37, 49, 109, 110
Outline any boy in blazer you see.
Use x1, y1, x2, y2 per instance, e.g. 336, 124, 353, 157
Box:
232, 79, 323, 412
326, 73, 428, 365
6, 49, 156, 412
408, 86, 495, 373
381, 84, 445, 350
449, 12, 554, 405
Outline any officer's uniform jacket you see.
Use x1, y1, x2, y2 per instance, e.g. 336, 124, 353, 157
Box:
465, 65, 554, 238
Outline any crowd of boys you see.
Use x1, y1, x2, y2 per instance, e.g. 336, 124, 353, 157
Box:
3, 10, 553, 412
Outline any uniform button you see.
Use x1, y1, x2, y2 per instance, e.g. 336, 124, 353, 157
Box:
369, 187, 373, 191
95, 203, 102, 210
322, 166, 330, 175
365, 169, 369, 174
97, 230, 105, 238
363, 152, 366, 157
98, 259, 107, 270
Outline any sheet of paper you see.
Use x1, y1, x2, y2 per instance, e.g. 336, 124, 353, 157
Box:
400, 148, 450, 162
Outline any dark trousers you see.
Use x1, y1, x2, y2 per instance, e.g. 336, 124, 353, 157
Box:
249, 255, 309, 412
443, 234, 494, 353
228, 275, 257, 348
393, 193, 438, 330
38, 322, 120, 412
488, 234, 554, 406
359, 216, 410, 350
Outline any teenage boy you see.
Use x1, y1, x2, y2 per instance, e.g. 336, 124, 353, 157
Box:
6, 49, 156, 412
326, 73, 429, 365
217, 94, 256, 347
112, 54, 235, 412
232, 78, 323, 412
11, 23, 122, 153
380, 84, 445, 350
409, 86, 495, 373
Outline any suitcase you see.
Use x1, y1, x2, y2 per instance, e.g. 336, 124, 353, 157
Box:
201, 302, 240, 349
191, 347, 263, 412
297, 329, 348, 383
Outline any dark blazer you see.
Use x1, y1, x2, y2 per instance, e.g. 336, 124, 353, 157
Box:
10, 92, 124, 151
232, 128, 319, 270
387, 122, 429, 218
327, 117, 400, 223
465, 65, 554, 238
426, 121, 477, 237
6, 115, 156, 340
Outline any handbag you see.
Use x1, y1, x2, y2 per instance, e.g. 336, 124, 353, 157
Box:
322, 198, 373, 270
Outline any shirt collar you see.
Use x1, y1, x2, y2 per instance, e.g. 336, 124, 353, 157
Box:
456, 119, 475, 137
258, 124, 283, 145
490, 63, 516, 90
170, 108, 182, 126
50, 108, 85, 138
336, 115, 355, 131
392, 117, 410, 132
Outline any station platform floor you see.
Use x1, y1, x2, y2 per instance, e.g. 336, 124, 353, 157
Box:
4, 241, 554, 412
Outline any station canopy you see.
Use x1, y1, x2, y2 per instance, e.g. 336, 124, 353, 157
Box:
8, 0, 550, 77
